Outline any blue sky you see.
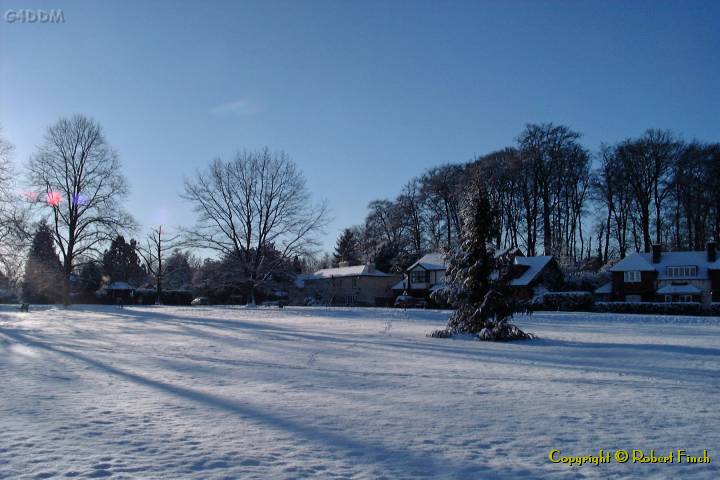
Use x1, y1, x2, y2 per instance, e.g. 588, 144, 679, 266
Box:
1, 0, 719, 253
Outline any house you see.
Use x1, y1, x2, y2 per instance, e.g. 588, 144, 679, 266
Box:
395, 250, 563, 301
392, 253, 447, 298
600, 242, 720, 303
508, 255, 564, 300
302, 262, 402, 306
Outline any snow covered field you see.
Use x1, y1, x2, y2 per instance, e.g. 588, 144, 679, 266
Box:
1, 306, 718, 479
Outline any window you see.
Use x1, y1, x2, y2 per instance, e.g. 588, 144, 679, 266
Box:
352, 277, 357, 288
624, 271, 641, 283
664, 295, 672, 303
666, 266, 698, 278
410, 269, 426, 283
679, 295, 693, 303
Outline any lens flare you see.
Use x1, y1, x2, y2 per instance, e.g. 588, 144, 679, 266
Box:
22, 191, 39, 202
47, 191, 62, 207
72, 193, 88, 206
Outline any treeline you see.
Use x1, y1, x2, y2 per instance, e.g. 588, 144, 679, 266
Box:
332, 123, 720, 272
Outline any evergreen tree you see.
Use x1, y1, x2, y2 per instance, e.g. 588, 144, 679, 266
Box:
163, 250, 193, 290
22, 221, 63, 303
432, 179, 532, 341
102, 235, 146, 285
79, 261, 103, 294
333, 228, 360, 266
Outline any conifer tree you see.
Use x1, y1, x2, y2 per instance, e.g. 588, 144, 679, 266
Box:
333, 228, 360, 266
102, 235, 146, 285
22, 221, 63, 303
432, 178, 532, 341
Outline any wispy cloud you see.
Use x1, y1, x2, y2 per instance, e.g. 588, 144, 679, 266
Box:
210, 98, 262, 116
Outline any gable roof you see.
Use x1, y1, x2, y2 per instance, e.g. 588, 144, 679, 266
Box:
610, 251, 719, 279
510, 256, 554, 286
313, 264, 392, 278
406, 253, 446, 272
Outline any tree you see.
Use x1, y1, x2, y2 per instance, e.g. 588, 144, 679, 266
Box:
102, 235, 146, 285
333, 228, 360, 266
22, 221, 63, 303
430, 178, 531, 341
137, 225, 182, 303
27, 115, 135, 305
182, 148, 328, 304
163, 249, 194, 290
0, 129, 30, 289
79, 260, 103, 295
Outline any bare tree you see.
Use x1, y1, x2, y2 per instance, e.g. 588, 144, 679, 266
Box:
182, 148, 328, 305
137, 225, 183, 304
0, 129, 31, 288
27, 115, 134, 305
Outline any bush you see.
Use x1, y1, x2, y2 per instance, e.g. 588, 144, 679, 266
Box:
536, 291, 594, 311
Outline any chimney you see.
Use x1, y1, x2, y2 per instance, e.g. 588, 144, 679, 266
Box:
338, 261, 350, 268
708, 242, 717, 263
365, 262, 375, 273
651, 244, 662, 264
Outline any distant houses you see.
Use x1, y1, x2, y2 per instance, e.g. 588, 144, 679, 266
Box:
599, 242, 719, 303
300, 262, 402, 306
392, 250, 564, 303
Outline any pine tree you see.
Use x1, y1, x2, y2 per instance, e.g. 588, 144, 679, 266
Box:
432, 179, 532, 341
102, 235, 146, 285
22, 221, 63, 303
333, 229, 360, 266
163, 250, 193, 290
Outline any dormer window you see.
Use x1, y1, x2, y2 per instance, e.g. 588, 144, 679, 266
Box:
624, 271, 641, 283
666, 266, 697, 278
410, 270, 426, 283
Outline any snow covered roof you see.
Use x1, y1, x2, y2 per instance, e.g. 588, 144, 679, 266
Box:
594, 282, 612, 294
313, 264, 392, 278
406, 253, 446, 272
104, 281, 135, 290
391, 279, 406, 290
610, 251, 720, 279
656, 284, 702, 295
510, 256, 554, 286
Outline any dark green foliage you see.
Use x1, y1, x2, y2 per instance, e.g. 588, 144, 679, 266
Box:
22, 221, 63, 303
432, 180, 532, 341
163, 250, 193, 290
79, 261, 103, 294
333, 229, 360, 266
102, 235, 146, 285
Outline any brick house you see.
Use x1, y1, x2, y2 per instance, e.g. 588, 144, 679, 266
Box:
600, 242, 720, 303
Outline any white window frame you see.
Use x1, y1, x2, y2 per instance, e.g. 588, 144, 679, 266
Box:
664, 295, 672, 303
410, 269, 426, 284
679, 294, 693, 303
666, 265, 698, 278
624, 271, 641, 283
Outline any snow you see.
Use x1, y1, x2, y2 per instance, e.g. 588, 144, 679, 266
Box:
407, 253, 446, 272
656, 284, 702, 295
1, 305, 719, 479
594, 282, 612, 294
611, 251, 719, 279
313, 265, 392, 278
510, 256, 553, 286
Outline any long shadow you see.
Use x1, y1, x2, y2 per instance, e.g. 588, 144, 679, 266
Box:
525, 337, 720, 357
0, 326, 532, 479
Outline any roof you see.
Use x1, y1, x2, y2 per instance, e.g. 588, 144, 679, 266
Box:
105, 281, 135, 290
594, 282, 612, 294
610, 251, 720, 279
510, 256, 554, 286
391, 279, 406, 290
656, 284, 702, 295
294, 273, 317, 288
312, 264, 392, 278
406, 253, 446, 272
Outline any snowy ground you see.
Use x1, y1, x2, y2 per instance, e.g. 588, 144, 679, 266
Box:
1, 306, 718, 479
